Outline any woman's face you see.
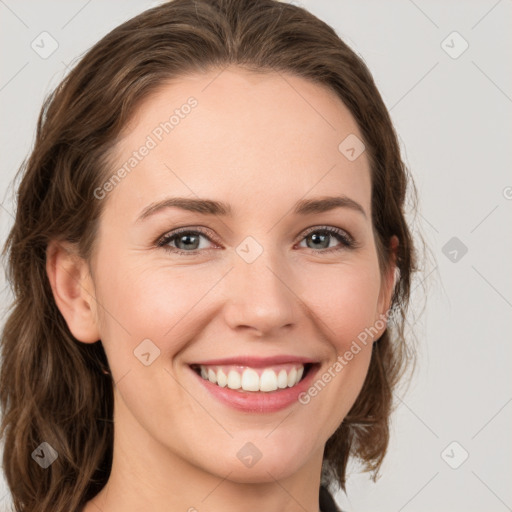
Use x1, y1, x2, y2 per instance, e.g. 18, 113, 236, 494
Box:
86, 67, 395, 483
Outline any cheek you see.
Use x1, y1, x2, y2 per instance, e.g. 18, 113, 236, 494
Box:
295, 261, 381, 426
300, 260, 382, 349
95, 258, 218, 359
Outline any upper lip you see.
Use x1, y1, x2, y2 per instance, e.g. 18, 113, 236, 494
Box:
189, 355, 318, 367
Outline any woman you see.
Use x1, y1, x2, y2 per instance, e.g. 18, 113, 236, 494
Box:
0, 1, 419, 511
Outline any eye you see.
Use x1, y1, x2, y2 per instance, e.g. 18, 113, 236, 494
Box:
296, 225, 356, 254
157, 227, 218, 255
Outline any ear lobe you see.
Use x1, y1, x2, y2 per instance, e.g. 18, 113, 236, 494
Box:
46, 240, 100, 343
376, 235, 400, 322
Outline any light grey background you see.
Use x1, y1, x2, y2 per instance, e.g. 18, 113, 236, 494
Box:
1, 1, 511, 511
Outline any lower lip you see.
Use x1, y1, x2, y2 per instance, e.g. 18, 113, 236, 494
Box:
189, 364, 320, 413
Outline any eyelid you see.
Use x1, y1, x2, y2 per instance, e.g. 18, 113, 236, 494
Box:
297, 225, 354, 244
156, 225, 220, 249
159, 225, 216, 240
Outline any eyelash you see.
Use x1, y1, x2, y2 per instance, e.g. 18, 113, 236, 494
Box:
156, 225, 357, 256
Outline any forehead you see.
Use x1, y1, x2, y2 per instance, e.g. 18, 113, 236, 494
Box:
103, 66, 371, 222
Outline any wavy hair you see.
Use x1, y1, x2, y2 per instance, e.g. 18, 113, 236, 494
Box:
0, 0, 422, 510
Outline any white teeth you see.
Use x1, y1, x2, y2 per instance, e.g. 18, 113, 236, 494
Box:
196, 364, 306, 392
241, 368, 260, 391
287, 367, 297, 387
277, 369, 288, 389
227, 370, 241, 390
260, 369, 278, 392
216, 369, 228, 387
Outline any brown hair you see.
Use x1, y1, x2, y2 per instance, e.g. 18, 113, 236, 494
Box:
0, 0, 421, 510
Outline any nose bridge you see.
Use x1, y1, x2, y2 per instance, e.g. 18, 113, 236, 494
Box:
223, 238, 299, 334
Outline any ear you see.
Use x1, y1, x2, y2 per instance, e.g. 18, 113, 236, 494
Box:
46, 239, 100, 343
376, 235, 399, 323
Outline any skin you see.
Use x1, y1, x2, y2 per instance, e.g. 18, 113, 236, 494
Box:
46, 66, 397, 512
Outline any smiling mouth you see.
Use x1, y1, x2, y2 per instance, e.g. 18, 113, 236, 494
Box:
189, 362, 315, 393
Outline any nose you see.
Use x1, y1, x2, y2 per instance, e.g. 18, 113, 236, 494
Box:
222, 249, 301, 337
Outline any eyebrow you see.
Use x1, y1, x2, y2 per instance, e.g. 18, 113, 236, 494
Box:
136, 194, 367, 223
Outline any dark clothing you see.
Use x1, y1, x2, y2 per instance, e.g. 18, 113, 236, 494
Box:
320, 485, 342, 512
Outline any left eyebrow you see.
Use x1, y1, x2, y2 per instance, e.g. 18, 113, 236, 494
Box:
135, 194, 367, 223
293, 195, 367, 219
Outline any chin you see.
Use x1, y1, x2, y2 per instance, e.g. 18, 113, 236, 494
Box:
223, 460, 303, 484
203, 444, 309, 483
